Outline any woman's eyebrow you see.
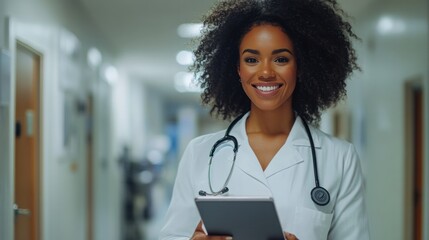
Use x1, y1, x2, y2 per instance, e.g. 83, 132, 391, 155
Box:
242, 49, 259, 55
272, 48, 294, 55
241, 48, 294, 55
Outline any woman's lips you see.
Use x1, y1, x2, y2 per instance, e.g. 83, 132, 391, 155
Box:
252, 84, 283, 95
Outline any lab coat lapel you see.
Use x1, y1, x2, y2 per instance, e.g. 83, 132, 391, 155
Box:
264, 116, 321, 178
232, 113, 270, 188
263, 146, 303, 178
235, 144, 270, 187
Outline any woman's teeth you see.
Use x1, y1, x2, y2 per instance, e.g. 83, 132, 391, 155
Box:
256, 85, 279, 92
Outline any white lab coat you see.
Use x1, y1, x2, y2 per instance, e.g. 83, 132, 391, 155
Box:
159, 113, 370, 240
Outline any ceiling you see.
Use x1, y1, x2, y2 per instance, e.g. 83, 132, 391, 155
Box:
78, 0, 373, 104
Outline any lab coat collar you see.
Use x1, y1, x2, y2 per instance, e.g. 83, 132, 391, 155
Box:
289, 116, 322, 148
230, 113, 321, 182
264, 116, 322, 177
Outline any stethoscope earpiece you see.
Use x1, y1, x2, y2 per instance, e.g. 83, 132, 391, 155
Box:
198, 187, 229, 196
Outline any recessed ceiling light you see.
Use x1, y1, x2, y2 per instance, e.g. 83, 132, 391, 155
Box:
174, 72, 202, 93
176, 50, 194, 66
177, 23, 203, 38
87, 47, 102, 68
104, 65, 118, 84
377, 16, 406, 35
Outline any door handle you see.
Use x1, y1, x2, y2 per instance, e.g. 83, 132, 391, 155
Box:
13, 203, 31, 216
15, 121, 21, 138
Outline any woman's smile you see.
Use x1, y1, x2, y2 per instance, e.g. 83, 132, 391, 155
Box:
252, 83, 284, 95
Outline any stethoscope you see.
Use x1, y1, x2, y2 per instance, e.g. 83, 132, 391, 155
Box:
198, 113, 331, 206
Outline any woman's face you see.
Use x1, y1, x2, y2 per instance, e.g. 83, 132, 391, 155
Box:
238, 24, 297, 113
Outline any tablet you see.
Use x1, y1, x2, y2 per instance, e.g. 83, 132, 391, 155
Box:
195, 196, 285, 240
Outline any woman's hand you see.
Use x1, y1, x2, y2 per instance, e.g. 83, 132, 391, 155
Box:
191, 221, 299, 240
284, 232, 299, 240
191, 221, 232, 240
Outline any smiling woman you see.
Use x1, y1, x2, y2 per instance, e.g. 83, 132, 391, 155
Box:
159, 0, 369, 239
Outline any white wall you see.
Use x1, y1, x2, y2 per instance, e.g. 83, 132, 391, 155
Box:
350, 0, 428, 239
129, 78, 148, 159
127, 80, 167, 160
0, 1, 6, 48
144, 86, 166, 148
0, 1, 124, 240
112, 71, 131, 155
0, 49, 14, 240
0, 4, 12, 239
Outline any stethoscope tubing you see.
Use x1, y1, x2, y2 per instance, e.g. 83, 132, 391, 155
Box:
301, 117, 330, 206
200, 113, 330, 206
301, 118, 320, 188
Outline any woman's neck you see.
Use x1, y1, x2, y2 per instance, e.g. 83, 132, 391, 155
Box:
246, 108, 295, 135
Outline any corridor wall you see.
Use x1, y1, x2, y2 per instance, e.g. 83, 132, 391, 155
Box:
348, 0, 428, 239
0, 1, 123, 240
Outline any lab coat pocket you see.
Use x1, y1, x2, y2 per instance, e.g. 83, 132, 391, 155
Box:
291, 206, 333, 240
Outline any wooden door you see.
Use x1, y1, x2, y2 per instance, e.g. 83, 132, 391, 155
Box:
14, 43, 41, 240
86, 95, 94, 240
404, 80, 425, 240
412, 89, 423, 240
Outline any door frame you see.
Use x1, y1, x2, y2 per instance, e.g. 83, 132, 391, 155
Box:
424, 76, 429, 240
86, 94, 94, 240
4, 18, 55, 240
14, 41, 43, 240
404, 76, 425, 240
0, 48, 14, 240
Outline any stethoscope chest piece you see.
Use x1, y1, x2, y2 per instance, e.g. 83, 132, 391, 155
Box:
311, 186, 330, 206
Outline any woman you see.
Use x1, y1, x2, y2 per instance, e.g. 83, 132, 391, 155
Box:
160, 0, 369, 239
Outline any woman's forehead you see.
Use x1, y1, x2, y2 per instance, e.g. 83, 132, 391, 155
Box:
239, 24, 294, 52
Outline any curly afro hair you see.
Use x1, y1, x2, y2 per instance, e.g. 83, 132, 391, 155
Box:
191, 0, 359, 124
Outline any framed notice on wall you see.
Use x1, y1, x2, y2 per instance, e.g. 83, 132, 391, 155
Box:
58, 29, 82, 92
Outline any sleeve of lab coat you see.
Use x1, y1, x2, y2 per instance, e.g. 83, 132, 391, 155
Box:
328, 144, 370, 240
159, 141, 201, 240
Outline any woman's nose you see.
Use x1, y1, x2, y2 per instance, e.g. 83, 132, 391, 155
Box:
258, 62, 275, 80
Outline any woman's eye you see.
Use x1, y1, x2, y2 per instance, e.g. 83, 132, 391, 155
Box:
244, 58, 258, 63
275, 57, 289, 63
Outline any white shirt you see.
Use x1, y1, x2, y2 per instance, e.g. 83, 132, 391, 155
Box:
159, 114, 370, 240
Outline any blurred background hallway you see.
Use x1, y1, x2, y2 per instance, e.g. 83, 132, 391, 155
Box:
0, 0, 428, 239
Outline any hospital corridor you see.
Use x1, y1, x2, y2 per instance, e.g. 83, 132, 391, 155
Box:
0, 0, 428, 239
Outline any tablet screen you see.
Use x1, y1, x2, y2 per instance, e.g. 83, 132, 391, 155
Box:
195, 196, 285, 240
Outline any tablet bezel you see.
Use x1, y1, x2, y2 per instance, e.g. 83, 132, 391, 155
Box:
195, 196, 285, 240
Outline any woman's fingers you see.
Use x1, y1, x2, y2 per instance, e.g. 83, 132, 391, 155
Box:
193, 222, 297, 240
284, 232, 299, 240
192, 231, 233, 239
193, 221, 205, 234
192, 234, 233, 240
191, 221, 233, 240
192, 232, 232, 239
